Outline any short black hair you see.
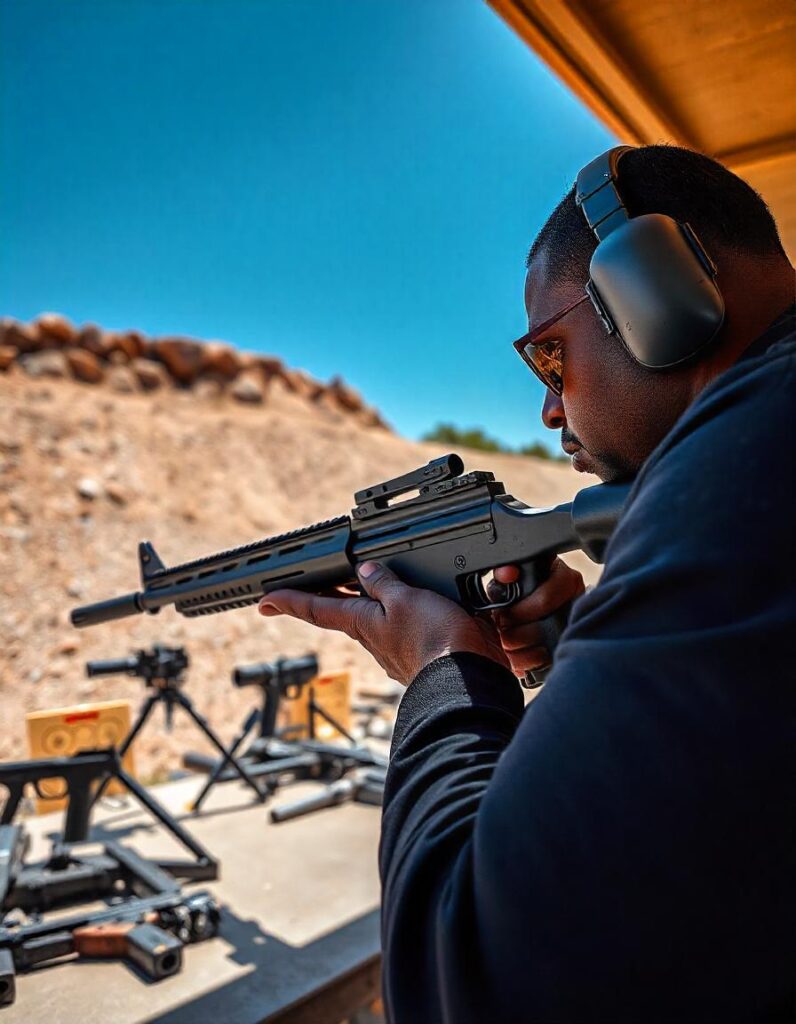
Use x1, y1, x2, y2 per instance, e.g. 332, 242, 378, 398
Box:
528, 145, 788, 284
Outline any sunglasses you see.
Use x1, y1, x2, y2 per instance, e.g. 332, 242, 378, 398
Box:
512, 293, 590, 396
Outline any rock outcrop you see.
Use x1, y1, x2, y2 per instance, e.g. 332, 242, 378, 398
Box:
0, 313, 390, 430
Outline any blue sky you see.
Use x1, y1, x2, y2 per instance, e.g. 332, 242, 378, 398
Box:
1, 0, 613, 449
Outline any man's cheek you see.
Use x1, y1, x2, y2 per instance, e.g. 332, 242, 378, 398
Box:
566, 390, 613, 454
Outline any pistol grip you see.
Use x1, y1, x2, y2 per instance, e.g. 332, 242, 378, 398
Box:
521, 601, 573, 689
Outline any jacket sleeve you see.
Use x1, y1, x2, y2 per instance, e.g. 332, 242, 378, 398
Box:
378, 348, 795, 1024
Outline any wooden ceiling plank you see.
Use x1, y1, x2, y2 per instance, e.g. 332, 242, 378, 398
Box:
718, 133, 796, 171
489, 0, 796, 259
487, 0, 691, 146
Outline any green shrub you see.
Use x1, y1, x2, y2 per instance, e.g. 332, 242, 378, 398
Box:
422, 423, 566, 462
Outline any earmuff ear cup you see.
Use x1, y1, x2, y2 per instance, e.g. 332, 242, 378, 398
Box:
588, 214, 725, 369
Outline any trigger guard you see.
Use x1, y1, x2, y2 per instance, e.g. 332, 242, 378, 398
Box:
466, 576, 521, 612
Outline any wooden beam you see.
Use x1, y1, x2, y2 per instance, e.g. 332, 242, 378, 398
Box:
487, 0, 690, 146
716, 133, 796, 171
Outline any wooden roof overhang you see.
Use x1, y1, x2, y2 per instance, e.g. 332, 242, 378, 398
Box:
488, 0, 796, 257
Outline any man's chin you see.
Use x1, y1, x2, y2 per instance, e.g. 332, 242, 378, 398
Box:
571, 448, 629, 483
570, 449, 592, 474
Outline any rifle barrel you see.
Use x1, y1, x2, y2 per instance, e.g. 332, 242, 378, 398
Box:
70, 592, 144, 629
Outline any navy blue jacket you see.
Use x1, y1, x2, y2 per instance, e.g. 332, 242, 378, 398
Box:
380, 308, 796, 1023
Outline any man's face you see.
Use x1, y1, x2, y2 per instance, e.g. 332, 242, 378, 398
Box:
524, 252, 690, 482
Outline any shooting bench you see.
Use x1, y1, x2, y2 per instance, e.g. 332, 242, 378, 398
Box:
2, 773, 381, 1024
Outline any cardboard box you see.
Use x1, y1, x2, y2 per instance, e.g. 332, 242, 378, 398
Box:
279, 671, 351, 742
25, 700, 135, 813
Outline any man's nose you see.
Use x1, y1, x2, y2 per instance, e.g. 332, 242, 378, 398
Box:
542, 389, 566, 430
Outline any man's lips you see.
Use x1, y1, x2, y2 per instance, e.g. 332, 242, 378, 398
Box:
561, 438, 591, 472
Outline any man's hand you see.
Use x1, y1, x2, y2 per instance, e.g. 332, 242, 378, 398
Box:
258, 561, 510, 686
491, 558, 585, 676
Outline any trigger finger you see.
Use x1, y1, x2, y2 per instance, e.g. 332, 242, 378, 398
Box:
507, 645, 552, 674
499, 622, 545, 652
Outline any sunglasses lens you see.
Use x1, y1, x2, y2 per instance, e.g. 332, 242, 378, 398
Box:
522, 340, 563, 395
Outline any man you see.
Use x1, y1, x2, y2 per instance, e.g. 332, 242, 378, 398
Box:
259, 146, 795, 1021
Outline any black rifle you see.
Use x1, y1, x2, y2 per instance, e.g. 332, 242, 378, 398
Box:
0, 751, 220, 1006
185, 653, 384, 812
71, 454, 630, 683
232, 654, 321, 739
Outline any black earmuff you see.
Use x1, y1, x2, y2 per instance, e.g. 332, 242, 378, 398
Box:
575, 146, 725, 369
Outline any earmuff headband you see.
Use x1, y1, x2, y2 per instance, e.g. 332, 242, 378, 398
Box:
575, 146, 635, 241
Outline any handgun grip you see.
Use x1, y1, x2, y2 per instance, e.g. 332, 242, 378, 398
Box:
63, 776, 93, 843
522, 601, 573, 689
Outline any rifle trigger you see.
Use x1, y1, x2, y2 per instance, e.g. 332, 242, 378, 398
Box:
465, 575, 521, 612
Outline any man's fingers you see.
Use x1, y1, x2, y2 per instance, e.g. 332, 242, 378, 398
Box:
356, 561, 406, 606
505, 645, 551, 674
493, 565, 520, 585
495, 558, 584, 627
259, 589, 368, 637
498, 621, 545, 652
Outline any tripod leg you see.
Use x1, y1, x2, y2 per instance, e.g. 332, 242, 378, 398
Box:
91, 694, 159, 807
115, 766, 217, 872
174, 693, 267, 803
309, 695, 358, 746
190, 707, 261, 813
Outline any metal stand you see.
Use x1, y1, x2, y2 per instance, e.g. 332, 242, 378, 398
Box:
191, 684, 356, 811
186, 688, 385, 815
93, 680, 267, 807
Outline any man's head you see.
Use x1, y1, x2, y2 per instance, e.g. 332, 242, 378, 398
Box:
525, 145, 794, 482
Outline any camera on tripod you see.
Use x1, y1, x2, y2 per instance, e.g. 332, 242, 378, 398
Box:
84, 644, 267, 806
86, 645, 189, 688
233, 654, 318, 695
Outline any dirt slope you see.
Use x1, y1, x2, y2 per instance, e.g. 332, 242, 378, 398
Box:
0, 372, 597, 777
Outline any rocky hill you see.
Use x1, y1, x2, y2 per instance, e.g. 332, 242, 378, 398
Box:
0, 313, 389, 429
0, 316, 597, 779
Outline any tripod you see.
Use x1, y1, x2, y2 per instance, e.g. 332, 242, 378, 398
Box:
86, 645, 268, 806
187, 655, 385, 812
189, 655, 321, 811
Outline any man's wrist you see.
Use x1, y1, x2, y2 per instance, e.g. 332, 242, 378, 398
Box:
395, 651, 524, 748
412, 640, 506, 686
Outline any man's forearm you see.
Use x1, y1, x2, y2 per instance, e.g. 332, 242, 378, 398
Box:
380, 652, 524, 1023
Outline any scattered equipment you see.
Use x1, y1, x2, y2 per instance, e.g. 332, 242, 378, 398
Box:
270, 766, 387, 823
0, 749, 220, 1005
183, 654, 387, 817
